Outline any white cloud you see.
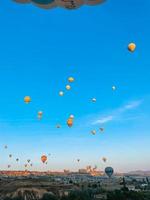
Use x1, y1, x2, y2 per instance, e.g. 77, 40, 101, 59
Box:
120, 100, 142, 111
92, 100, 142, 125
92, 115, 113, 125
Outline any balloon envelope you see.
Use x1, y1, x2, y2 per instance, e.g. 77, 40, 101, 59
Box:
128, 43, 136, 52
14, 0, 105, 9
24, 96, 31, 103
105, 167, 114, 178
41, 155, 47, 163
67, 118, 73, 127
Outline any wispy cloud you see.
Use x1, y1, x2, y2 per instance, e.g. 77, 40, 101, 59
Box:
93, 115, 114, 125
92, 100, 142, 125
120, 100, 142, 112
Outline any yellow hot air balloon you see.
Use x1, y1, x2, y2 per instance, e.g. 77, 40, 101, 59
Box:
128, 43, 136, 52
66, 85, 71, 90
41, 155, 47, 163
67, 118, 73, 127
68, 77, 74, 83
24, 96, 31, 104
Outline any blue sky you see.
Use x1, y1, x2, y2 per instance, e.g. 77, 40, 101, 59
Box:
0, 0, 150, 172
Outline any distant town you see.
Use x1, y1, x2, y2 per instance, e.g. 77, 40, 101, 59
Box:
0, 169, 150, 199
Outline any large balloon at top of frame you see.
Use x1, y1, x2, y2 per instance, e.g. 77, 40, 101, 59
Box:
13, 0, 106, 9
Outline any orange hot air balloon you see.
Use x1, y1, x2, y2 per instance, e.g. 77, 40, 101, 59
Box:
128, 43, 136, 52
24, 96, 31, 104
67, 118, 73, 127
41, 155, 47, 163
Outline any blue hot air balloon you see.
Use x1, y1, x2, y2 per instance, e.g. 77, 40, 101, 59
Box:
105, 167, 114, 178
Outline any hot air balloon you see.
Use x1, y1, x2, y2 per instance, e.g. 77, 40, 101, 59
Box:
92, 98, 97, 103
100, 128, 104, 132
77, 159, 80, 162
30, 163, 33, 167
41, 155, 47, 163
4, 145, 8, 149
69, 114, 74, 119
38, 111, 43, 119
24, 96, 31, 104
128, 43, 136, 52
8, 165, 11, 168
105, 167, 114, 178
102, 157, 107, 162
56, 124, 61, 128
66, 85, 71, 90
59, 91, 64, 96
112, 86, 116, 91
86, 0, 105, 5
16, 158, 19, 162
91, 130, 96, 135
14, 0, 105, 9
27, 159, 31, 163
9, 154, 12, 158
67, 118, 73, 127
68, 77, 75, 83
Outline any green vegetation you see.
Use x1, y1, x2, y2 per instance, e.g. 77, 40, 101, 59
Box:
107, 190, 150, 200
3, 189, 150, 200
